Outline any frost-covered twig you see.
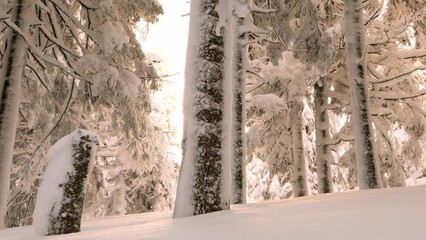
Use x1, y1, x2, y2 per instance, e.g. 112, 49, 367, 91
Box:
370, 67, 426, 87
3, 18, 86, 81
373, 89, 426, 101
38, 25, 81, 58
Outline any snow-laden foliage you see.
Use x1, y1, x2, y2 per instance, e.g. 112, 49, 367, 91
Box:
1, 0, 177, 228
246, 52, 316, 199
246, 0, 426, 198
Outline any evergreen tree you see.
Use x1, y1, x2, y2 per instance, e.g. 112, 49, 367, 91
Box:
1, 0, 168, 227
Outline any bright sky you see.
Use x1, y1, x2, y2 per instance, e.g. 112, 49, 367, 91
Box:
138, 0, 190, 162
141, 0, 189, 77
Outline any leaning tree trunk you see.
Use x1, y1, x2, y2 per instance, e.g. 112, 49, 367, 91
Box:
33, 129, 97, 235
289, 80, 308, 197
344, 0, 382, 189
314, 79, 334, 193
230, 9, 248, 205
173, 0, 230, 218
0, 0, 31, 228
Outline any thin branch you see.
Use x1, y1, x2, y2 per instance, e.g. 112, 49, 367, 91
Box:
373, 89, 426, 101
25, 63, 50, 90
370, 67, 426, 86
246, 70, 268, 93
28, 78, 76, 162
3, 18, 86, 82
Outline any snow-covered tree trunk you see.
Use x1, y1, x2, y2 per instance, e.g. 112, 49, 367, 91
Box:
230, 11, 247, 205
0, 0, 31, 228
344, 0, 382, 189
33, 129, 97, 235
314, 79, 334, 193
289, 80, 308, 197
173, 0, 231, 218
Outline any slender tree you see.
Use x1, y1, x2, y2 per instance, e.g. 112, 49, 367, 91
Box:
173, 0, 231, 217
289, 79, 309, 197
0, 0, 31, 228
344, 0, 382, 189
314, 78, 334, 193
229, 1, 248, 205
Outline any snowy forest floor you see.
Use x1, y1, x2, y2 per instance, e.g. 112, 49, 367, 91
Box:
2, 185, 426, 240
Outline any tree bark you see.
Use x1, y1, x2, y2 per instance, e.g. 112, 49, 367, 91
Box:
173, 0, 230, 218
314, 79, 334, 193
230, 13, 247, 205
344, 0, 382, 189
33, 130, 97, 235
0, 0, 31, 228
289, 81, 308, 197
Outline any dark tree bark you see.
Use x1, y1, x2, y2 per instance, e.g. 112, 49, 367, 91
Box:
173, 0, 230, 217
231, 16, 247, 205
33, 130, 97, 235
314, 79, 334, 193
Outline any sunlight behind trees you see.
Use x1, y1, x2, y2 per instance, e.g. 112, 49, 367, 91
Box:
1, 0, 426, 236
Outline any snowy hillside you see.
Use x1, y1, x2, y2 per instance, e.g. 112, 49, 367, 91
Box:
2, 186, 426, 240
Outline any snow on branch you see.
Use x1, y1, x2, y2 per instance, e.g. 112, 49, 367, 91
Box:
50, 0, 99, 42
396, 49, 426, 59
0, 12, 10, 20
77, 0, 98, 9
370, 67, 426, 87
3, 18, 87, 81
38, 24, 81, 58
373, 89, 426, 101
250, 3, 276, 14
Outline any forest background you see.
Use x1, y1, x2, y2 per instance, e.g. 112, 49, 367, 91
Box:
0, 0, 426, 229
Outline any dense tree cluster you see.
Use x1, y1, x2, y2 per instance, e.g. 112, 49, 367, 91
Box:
176, 0, 426, 216
1, 0, 426, 233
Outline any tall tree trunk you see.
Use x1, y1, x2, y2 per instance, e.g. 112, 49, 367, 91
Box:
230, 12, 247, 205
289, 80, 308, 197
344, 0, 382, 189
173, 0, 230, 218
0, 0, 31, 228
314, 79, 334, 193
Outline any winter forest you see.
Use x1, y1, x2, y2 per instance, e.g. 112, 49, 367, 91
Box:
1, 0, 426, 238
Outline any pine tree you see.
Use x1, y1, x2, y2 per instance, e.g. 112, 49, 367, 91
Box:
2, 0, 166, 226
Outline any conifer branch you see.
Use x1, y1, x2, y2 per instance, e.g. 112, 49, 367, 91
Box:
27, 78, 76, 163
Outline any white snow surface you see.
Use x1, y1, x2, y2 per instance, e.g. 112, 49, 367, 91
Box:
3, 186, 426, 239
